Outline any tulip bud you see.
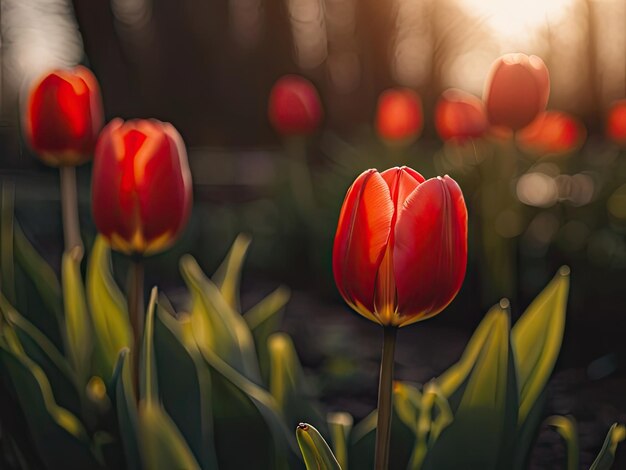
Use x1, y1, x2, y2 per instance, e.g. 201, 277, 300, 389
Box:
517, 111, 586, 157
332, 167, 467, 327
484, 53, 550, 130
435, 88, 488, 143
375, 88, 423, 144
92, 119, 192, 256
23, 66, 103, 166
268, 75, 323, 136
606, 99, 626, 147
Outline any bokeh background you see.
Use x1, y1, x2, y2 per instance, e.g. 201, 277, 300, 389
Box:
1, 0, 626, 467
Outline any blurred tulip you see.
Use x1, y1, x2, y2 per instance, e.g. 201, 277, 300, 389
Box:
332, 167, 467, 327
606, 99, 626, 147
23, 66, 103, 166
435, 88, 488, 143
268, 75, 323, 136
375, 88, 423, 144
517, 111, 586, 157
92, 119, 192, 256
484, 53, 550, 131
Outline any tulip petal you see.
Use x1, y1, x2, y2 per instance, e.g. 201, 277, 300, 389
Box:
333, 170, 394, 320
92, 119, 137, 250
381, 167, 425, 217
393, 176, 467, 325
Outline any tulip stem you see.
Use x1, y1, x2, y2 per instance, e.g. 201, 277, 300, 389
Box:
59, 165, 83, 252
128, 257, 144, 394
374, 326, 397, 470
286, 137, 315, 216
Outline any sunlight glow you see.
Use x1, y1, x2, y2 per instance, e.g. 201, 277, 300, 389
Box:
458, 0, 574, 41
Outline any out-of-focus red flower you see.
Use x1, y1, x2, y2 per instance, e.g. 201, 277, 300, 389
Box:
517, 111, 586, 157
268, 75, 323, 136
375, 88, 423, 144
435, 88, 488, 143
606, 99, 626, 147
92, 119, 193, 256
484, 53, 550, 131
332, 167, 467, 327
23, 66, 103, 166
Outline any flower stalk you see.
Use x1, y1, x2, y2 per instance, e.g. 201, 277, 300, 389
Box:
374, 326, 397, 470
128, 256, 144, 392
60, 165, 82, 252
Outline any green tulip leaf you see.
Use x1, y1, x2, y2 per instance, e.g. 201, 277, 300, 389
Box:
158, 304, 294, 469
194, 321, 295, 469
327, 412, 352, 470
113, 349, 140, 470
212, 233, 251, 312
0, 297, 80, 415
180, 254, 261, 383
512, 267, 570, 425
0, 344, 102, 469
296, 423, 342, 470
511, 267, 570, 468
1, 183, 15, 304
589, 423, 626, 470
138, 401, 201, 470
61, 247, 93, 387
86, 236, 132, 380
393, 381, 422, 431
545, 415, 579, 470
244, 285, 290, 383
268, 332, 324, 430
423, 303, 518, 470
14, 221, 63, 345
390, 381, 453, 470
154, 298, 218, 469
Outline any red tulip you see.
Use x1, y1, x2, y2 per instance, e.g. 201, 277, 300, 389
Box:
268, 75, 323, 136
332, 167, 467, 327
517, 111, 586, 157
606, 99, 626, 147
375, 88, 423, 144
484, 53, 550, 131
23, 66, 103, 166
435, 88, 488, 143
92, 119, 193, 256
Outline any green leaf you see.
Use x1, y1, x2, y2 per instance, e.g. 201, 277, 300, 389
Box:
589, 423, 626, 470
14, 221, 63, 344
511, 267, 570, 469
423, 303, 517, 470
61, 247, 93, 386
296, 423, 342, 470
545, 415, 579, 470
189, 317, 295, 469
140, 288, 158, 405
212, 234, 251, 312
392, 380, 453, 470
244, 286, 290, 383
86, 236, 132, 380
0, 298, 80, 415
0, 344, 102, 469
154, 298, 218, 469
138, 402, 201, 470
113, 349, 140, 470
327, 412, 352, 470
180, 254, 261, 383
268, 332, 323, 430
1, 182, 16, 304
512, 267, 570, 426
393, 381, 422, 431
